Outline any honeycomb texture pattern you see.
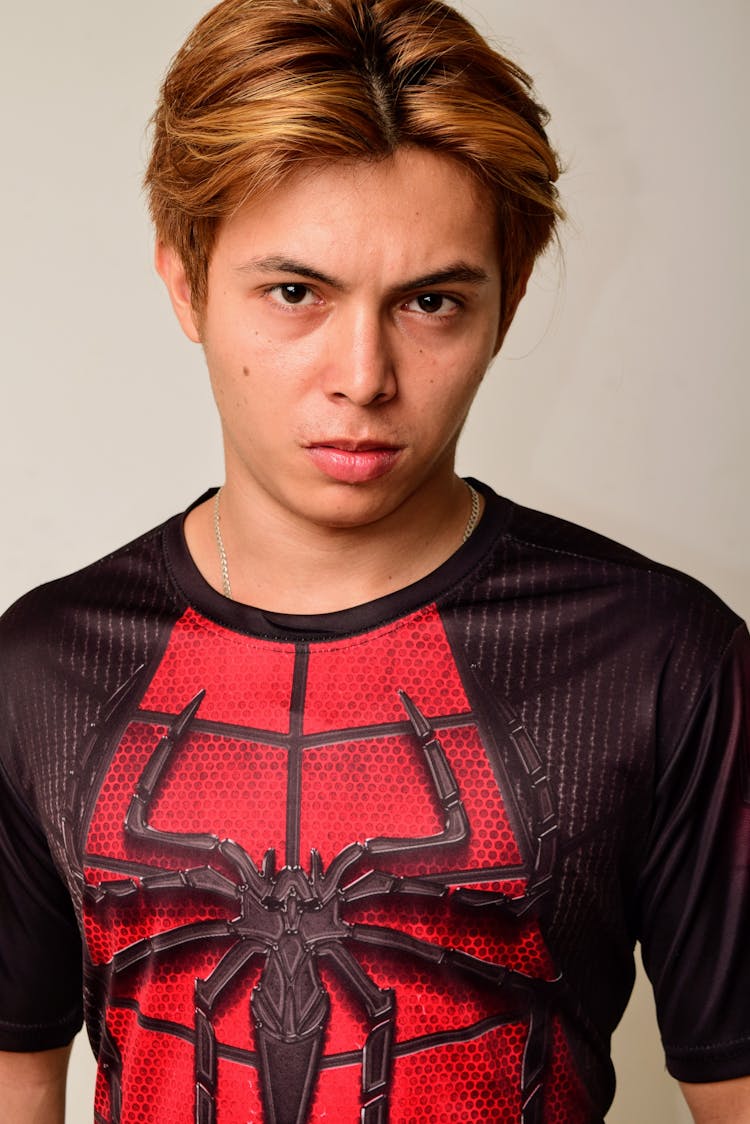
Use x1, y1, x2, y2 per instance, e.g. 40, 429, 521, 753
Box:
543, 1018, 594, 1121
82, 603, 577, 1121
140, 608, 295, 731
303, 605, 467, 733
389, 1023, 526, 1120
300, 724, 522, 875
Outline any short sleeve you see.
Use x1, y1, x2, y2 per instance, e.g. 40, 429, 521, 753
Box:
638, 622, 750, 1082
0, 748, 83, 1051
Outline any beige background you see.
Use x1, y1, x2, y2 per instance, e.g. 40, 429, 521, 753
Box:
1, 2, 747, 1120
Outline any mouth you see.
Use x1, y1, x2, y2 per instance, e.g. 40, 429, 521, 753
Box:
307, 438, 402, 452
304, 439, 403, 483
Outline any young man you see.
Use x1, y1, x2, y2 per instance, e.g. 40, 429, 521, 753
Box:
0, 1, 748, 1121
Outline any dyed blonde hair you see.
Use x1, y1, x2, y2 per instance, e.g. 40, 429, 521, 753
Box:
146, 0, 563, 341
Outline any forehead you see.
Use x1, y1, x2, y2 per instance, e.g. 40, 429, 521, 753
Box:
212, 147, 500, 280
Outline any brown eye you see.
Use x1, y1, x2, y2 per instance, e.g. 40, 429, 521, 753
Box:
405, 292, 459, 316
279, 283, 310, 304
267, 283, 318, 309
416, 293, 445, 313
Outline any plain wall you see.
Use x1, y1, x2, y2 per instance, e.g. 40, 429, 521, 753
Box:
1, 2, 747, 1121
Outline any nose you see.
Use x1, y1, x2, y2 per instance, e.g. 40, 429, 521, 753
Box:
323, 305, 397, 406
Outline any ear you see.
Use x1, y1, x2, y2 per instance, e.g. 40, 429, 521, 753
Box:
493, 266, 532, 356
154, 240, 202, 344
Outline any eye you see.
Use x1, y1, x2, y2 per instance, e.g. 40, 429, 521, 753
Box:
404, 293, 460, 316
268, 283, 316, 306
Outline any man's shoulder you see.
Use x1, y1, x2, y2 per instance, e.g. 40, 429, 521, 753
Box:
0, 513, 181, 668
504, 498, 681, 577
467, 492, 745, 696
470, 490, 748, 772
500, 495, 740, 625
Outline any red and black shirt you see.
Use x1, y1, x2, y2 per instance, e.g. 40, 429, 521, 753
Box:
1, 481, 748, 1123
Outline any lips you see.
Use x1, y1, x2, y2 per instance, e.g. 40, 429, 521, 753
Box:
305, 439, 403, 484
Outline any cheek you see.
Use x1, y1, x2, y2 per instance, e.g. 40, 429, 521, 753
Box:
213, 323, 321, 386
205, 353, 260, 426
436, 354, 489, 407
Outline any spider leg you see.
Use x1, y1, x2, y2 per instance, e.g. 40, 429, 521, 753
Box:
85, 865, 241, 906
309, 841, 364, 904
342, 871, 547, 921
342, 868, 447, 904
65, 667, 147, 869
490, 693, 559, 906
110, 919, 237, 974
450, 882, 549, 920
193, 938, 269, 1124
519, 999, 550, 1124
317, 942, 395, 1124
350, 922, 557, 993
126, 692, 209, 849
366, 691, 468, 856
98, 1018, 123, 1124
124, 692, 265, 890
350, 926, 556, 1124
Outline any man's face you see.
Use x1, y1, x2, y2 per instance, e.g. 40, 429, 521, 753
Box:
163, 146, 504, 532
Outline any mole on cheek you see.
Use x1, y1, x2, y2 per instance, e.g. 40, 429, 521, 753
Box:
242, 366, 250, 376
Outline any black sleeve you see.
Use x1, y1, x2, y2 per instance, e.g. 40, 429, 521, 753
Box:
0, 743, 83, 1051
638, 623, 750, 1082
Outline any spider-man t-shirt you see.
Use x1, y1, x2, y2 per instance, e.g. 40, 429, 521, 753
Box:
1, 481, 749, 1124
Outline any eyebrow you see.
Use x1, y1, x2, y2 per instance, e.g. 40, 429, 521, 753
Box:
235, 255, 492, 293
400, 264, 492, 290
237, 256, 342, 288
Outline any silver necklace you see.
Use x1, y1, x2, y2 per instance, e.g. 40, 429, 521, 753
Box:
213, 489, 232, 599
213, 481, 481, 600
462, 481, 481, 544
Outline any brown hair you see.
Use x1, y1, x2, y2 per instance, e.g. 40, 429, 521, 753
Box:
146, 0, 563, 341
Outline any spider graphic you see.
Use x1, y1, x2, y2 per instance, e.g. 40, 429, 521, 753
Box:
84, 685, 557, 1124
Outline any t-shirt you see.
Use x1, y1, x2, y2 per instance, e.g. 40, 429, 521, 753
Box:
1, 481, 748, 1124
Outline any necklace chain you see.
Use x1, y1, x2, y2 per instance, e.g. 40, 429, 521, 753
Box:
213, 481, 481, 601
213, 490, 232, 599
462, 481, 481, 544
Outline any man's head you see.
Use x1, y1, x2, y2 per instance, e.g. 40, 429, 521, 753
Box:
146, 0, 562, 347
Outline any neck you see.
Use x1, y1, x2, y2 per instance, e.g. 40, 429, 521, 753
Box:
185, 474, 482, 615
